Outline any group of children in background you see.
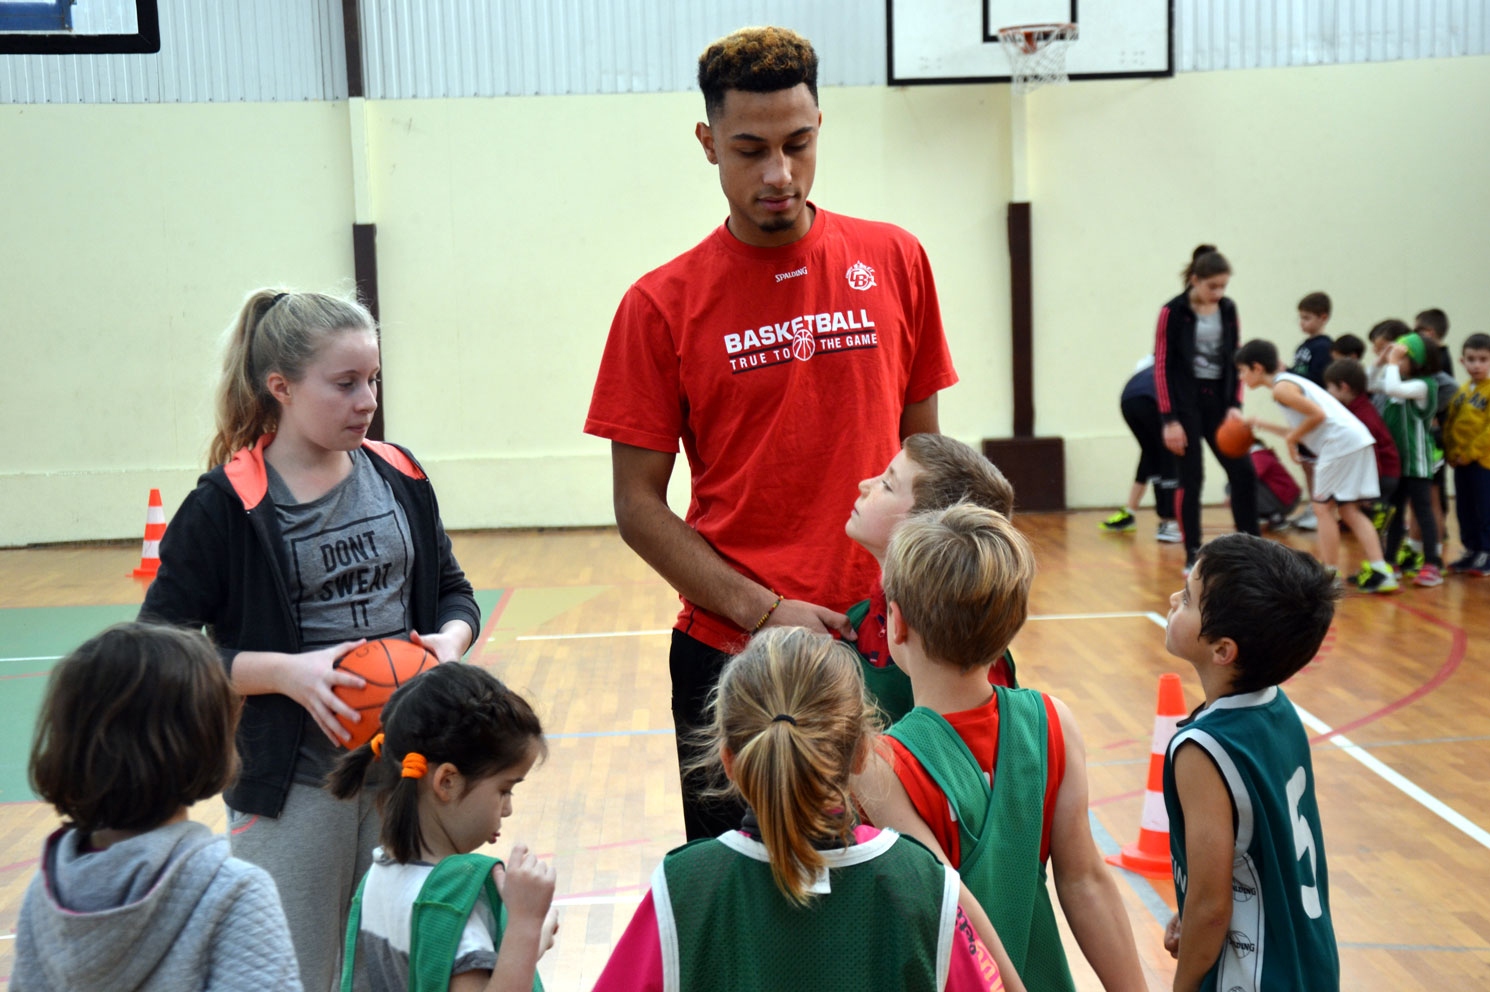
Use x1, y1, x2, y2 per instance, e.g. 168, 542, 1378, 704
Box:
18, 423, 1349, 991
1112, 292, 1490, 589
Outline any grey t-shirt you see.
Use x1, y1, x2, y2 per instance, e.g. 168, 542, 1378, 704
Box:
1193, 308, 1224, 380
266, 450, 414, 783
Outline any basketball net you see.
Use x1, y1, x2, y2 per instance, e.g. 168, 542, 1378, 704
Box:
997, 22, 1078, 95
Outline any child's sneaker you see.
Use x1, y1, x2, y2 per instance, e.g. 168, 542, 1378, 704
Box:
1395, 545, 1425, 577
1370, 500, 1393, 533
1447, 552, 1479, 574
1413, 564, 1444, 587
1355, 565, 1399, 594
1292, 508, 1318, 531
1465, 553, 1490, 577
1101, 509, 1136, 533
1156, 520, 1182, 543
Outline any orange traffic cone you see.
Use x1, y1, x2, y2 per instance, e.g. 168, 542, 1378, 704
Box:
1105, 672, 1188, 879
132, 489, 167, 578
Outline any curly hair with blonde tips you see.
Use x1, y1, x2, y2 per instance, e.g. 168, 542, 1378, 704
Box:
882, 503, 1036, 673
697, 26, 818, 120
688, 627, 880, 906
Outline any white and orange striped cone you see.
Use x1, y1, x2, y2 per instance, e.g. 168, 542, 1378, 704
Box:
1105, 672, 1188, 879
131, 489, 166, 578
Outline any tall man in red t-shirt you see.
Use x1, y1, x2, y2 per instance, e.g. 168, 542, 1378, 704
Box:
584, 26, 958, 840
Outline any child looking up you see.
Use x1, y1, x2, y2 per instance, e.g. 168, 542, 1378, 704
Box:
844, 433, 1018, 721
329, 663, 556, 992
593, 627, 1009, 992
1370, 331, 1445, 586
1161, 534, 1341, 992
856, 505, 1145, 992
1323, 358, 1400, 541
1445, 333, 1490, 575
16, 623, 301, 991
1233, 339, 1394, 591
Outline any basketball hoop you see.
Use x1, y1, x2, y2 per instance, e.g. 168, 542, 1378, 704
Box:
997, 22, 1078, 95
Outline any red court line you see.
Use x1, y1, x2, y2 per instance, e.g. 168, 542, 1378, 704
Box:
468, 588, 514, 666
559, 882, 646, 900
1307, 601, 1467, 745
0, 671, 48, 682
584, 838, 651, 851
0, 858, 38, 874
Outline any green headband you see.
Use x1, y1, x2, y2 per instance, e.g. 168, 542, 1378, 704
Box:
1401, 332, 1427, 367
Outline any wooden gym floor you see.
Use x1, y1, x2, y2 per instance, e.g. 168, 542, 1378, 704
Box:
1, 508, 1487, 990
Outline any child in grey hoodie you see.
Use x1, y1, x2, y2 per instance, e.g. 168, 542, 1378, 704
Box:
15, 622, 302, 991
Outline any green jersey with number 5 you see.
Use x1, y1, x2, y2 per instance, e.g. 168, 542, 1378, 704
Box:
1162, 686, 1339, 992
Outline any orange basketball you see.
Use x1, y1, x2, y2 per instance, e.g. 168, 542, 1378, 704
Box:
1214, 415, 1254, 460
332, 638, 438, 749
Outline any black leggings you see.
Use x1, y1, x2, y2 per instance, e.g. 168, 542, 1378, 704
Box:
1385, 477, 1442, 567
1121, 395, 1177, 520
1175, 382, 1260, 555
670, 630, 746, 841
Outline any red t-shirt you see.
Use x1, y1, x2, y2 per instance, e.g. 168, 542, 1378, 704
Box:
887, 693, 1066, 865
1346, 392, 1402, 480
585, 207, 958, 652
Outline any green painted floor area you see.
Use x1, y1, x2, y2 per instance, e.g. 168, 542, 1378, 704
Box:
0, 590, 512, 805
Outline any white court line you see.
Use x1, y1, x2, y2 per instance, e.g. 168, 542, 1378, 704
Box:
0, 655, 62, 664
515, 611, 1156, 643
1142, 613, 1490, 852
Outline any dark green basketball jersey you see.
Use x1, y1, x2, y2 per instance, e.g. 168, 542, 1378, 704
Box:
1162, 687, 1339, 992
656, 829, 959, 991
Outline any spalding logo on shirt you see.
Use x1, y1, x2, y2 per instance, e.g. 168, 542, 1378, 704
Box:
722, 261, 881, 374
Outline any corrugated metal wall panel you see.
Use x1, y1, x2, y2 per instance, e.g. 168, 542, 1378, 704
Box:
361, 0, 886, 99
0, 0, 346, 103
1177, 0, 1490, 72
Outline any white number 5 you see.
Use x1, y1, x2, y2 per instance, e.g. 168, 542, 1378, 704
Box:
1286, 766, 1323, 919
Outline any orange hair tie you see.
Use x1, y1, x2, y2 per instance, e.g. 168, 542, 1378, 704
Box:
401, 752, 428, 779
369, 733, 385, 760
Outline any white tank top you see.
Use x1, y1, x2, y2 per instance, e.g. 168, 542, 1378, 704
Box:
1275, 372, 1372, 458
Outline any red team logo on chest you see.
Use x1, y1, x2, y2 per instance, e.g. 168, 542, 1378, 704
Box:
845, 261, 876, 291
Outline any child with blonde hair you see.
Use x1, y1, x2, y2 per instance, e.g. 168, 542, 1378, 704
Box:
16, 623, 301, 991
594, 627, 1009, 992
855, 505, 1144, 992
329, 662, 556, 992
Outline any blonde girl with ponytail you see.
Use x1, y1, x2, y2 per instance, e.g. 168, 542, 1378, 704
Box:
593, 627, 1009, 992
140, 289, 481, 991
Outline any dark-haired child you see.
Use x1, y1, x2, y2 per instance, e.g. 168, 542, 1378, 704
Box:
1161, 533, 1340, 992
1323, 358, 1400, 540
16, 623, 302, 992
329, 662, 556, 992
1370, 331, 1445, 585
1331, 334, 1366, 362
843, 432, 1018, 721
1415, 309, 1458, 565
856, 506, 1145, 992
593, 627, 1009, 992
1288, 293, 1334, 529
1236, 340, 1394, 590
1445, 333, 1490, 575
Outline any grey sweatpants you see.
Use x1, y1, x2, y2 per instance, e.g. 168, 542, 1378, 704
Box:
228, 784, 381, 992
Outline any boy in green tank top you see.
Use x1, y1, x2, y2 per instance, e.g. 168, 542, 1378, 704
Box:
1161, 533, 1340, 992
853, 505, 1145, 992
843, 434, 1019, 722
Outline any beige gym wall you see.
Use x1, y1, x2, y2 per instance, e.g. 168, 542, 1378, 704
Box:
1, 55, 1486, 544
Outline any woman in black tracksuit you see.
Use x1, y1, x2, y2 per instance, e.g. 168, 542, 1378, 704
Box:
1155, 246, 1260, 568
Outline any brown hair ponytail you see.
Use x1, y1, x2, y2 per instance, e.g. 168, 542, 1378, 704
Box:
209, 289, 377, 467
693, 627, 879, 906
1182, 244, 1231, 287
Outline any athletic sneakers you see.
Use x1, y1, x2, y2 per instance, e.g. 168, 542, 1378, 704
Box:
1355, 565, 1399, 594
1395, 545, 1425, 577
1101, 509, 1137, 533
1292, 508, 1318, 531
1466, 553, 1490, 578
1414, 564, 1444, 587
1156, 520, 1182, 543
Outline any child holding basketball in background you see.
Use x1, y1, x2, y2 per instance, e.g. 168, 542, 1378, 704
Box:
1445, 333, 1490, 575
854, 505, 1145, 992
15, 623, 302, 991
844, 432, 1018, 721
593, 627, 1010, 992
329, 662, 557, 992
1323, 358, 1400, 542
140, 289, 481, 991
1161, 534, 1340, 992
1287, 293, 1335, 530
1234, 339, 1395, 591
1369, 330, 1445, 586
